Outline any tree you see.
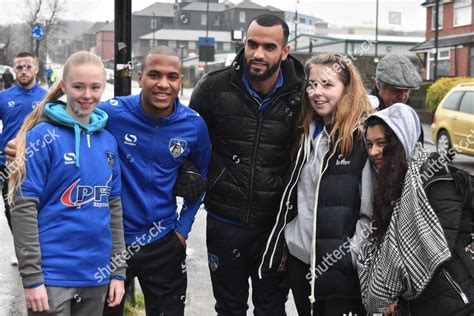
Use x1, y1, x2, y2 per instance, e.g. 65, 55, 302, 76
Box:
0, 24, 16, 64
22, 0, 66, 57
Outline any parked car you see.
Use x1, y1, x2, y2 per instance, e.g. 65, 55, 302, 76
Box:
431, 82, 474, 157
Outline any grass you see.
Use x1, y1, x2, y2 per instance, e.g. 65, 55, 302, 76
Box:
124, 288, 145, 316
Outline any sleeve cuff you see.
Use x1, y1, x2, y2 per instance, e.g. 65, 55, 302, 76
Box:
22, 273, 45, 289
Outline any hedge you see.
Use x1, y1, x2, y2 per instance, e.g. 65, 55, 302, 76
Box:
426, 77, 474, 112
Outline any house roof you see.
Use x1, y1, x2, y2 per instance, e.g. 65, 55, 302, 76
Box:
411, 33, 474, 51
421, 0, 452, 7
134, 3, 176, 17
232, 1, 266, 10
181, 2, 230, 12
141, 28, 232, 42
83, 22, 106, 35
98, 21, 114, 32
266, 5, 283, 12
324, 33, 424, 43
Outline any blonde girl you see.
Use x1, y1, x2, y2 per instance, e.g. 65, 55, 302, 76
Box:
9, 51, 126, 315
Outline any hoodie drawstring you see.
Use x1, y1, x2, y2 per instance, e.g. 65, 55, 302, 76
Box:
73, 124, 81, 167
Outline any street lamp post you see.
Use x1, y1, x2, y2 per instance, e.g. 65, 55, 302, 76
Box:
433, 0, 440, 80
152, 12, 156, 48
375, 0, 379, 62
205, 0, 210, 73
294, 0, 299, 51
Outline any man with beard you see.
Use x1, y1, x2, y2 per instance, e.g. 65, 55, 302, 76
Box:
189, 14, 305, 315
0, 52, 46, 265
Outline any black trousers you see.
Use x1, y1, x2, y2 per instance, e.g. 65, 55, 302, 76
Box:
0, 166, 12, 232
103, 230, 187, 316
287, 254, 366, 316
206, 214, 288, 316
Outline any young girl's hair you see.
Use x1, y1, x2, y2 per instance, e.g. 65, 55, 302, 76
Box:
364, 116, 408, 241
8, 51, 105, 204
300, 53, 371, 157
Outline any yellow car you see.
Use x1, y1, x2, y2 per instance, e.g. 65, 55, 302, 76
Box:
432, 83, 474, 157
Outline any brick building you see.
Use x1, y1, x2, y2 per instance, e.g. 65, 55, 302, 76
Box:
412, 0, 474, 79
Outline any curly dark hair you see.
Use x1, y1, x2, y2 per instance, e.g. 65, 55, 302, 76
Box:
365, 116, 408, 242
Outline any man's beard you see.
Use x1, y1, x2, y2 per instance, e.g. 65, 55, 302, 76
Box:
18, 76, 35, 88
243, 58, 281, 82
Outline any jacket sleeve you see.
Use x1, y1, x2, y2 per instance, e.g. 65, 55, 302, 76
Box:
349, 159, 374, 267
175, 117, 211, 239
189, 77, 213, 130
109, 197, 127, 279
426, 179, 463, 252
11, 195, 44, 288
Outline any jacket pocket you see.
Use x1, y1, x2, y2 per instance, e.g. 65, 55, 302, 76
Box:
208, 167, 227, 191
443, 268, 470, 304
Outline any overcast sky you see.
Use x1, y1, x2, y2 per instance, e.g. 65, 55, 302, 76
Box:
0, 0, 426, 31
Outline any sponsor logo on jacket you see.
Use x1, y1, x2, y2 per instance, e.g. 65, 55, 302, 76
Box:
124, 134, 137, 146
61, 176, 112, 208
64, 152, 76, 165
336, 154, 351, 166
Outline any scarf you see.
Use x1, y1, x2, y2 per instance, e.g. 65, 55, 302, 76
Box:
357, 144, 451, 314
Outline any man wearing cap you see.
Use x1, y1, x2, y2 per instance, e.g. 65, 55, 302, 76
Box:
371, 54, 422, 109
371, 54, 424, 142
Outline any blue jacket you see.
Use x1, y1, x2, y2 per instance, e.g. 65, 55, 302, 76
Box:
0, 83, 47, 165
100, 95, 211, 245
18, 103, 122, 287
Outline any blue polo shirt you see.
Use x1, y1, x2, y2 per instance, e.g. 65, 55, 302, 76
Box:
242, 71, 284, 117
0, 83, 47, 165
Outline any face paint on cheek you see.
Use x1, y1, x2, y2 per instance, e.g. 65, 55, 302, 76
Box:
69, 102, 85, 117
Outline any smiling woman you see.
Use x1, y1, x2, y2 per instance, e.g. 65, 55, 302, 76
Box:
8, 51, 127, 315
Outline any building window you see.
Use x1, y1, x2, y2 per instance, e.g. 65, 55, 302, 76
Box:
458, 92, 474, 115
188, 41, 196, 50
239, 11, 246, 23
428, 49, 450, 79
431, 4, 443, 29
150, 18, 157, 30
201, 14, 207, 26
223, 42, 231, 51
169, 40, 177, 48
453, 0, 472, 26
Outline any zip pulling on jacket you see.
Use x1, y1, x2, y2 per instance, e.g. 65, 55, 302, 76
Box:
443, 269, 469, 304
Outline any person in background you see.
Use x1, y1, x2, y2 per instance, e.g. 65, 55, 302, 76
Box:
189, 14, 305, 315
260, 53, 373, 316
45, 66, 53, 88
371, 54, 422, 110
0, 52, 47, 266
2, 68, 15, 89
359, 103, 473, 316
9, 51, 126, 315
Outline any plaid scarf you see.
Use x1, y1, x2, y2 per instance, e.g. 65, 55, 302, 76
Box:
357, 144, 452, 314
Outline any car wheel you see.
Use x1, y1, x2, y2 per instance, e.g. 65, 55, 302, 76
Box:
437, 131, 452, 157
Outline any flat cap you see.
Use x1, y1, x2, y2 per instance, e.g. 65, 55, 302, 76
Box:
376, 54, 422, 90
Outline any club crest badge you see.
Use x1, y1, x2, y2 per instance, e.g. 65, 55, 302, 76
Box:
169, 138, 187, 159
105, 150, 115, 169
